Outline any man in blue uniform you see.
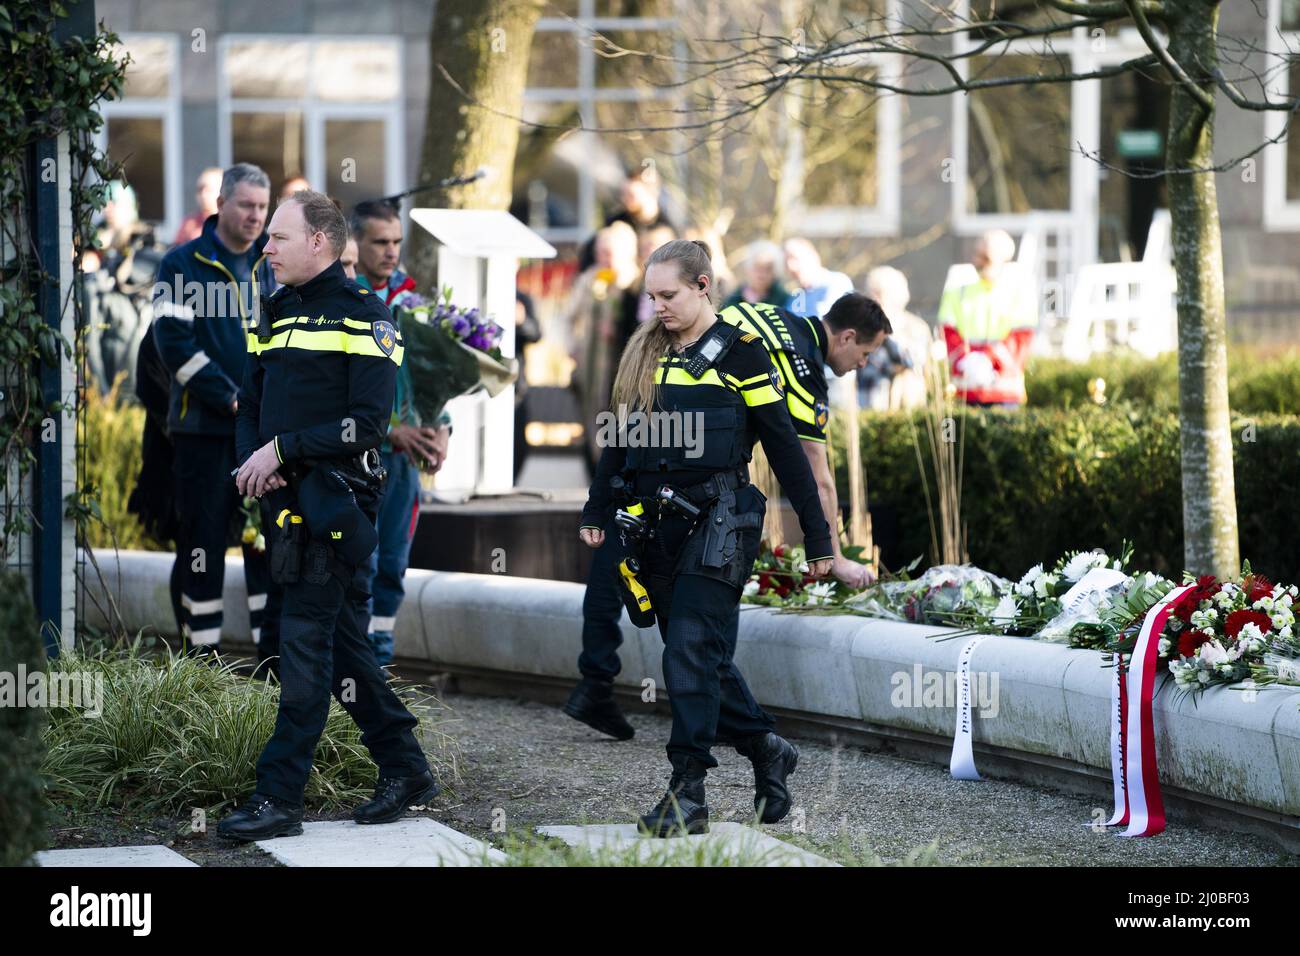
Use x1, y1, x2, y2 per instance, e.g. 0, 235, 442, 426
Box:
151, 163, 279, 663
217, 190, 436, 841
565, 292, 889, 745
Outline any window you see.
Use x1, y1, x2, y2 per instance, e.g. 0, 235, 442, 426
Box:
100, 34, 181, 238
219, 37, 403, 211
1262, 0, 1300, 229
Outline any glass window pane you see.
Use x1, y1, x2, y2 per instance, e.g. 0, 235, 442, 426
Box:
324, 119, 387, 212
966, 55, 1071, 214
1289, 60, 1300, 203
528, 29, 580, 89
227, 40, 309, 99
230, 111, 306, 200
107, 116, 166, 222
313, 42, 400, 102
117, 36, 173, 99
967, 0, 1072, 36
1283, 0, 1300, 32
594, 30, 677, 89
801, 79, 879, 209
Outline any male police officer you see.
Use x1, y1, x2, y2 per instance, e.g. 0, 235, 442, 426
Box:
151, 163, 279, 663
217, 190, 436, 841
565, 292, 890, 741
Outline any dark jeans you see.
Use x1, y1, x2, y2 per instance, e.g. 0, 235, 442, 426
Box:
255, 555, 430, 806
641, 509, 775, 771
362, 450, 420, 666
578, 518, 628, 682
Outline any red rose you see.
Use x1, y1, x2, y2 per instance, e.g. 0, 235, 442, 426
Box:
758, 573, 773, 592
1225, 608, 1272, 640
775, 583, 791, 598
773, 544, 787, 559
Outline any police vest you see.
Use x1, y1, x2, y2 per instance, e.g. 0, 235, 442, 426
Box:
624, 320, 773, 476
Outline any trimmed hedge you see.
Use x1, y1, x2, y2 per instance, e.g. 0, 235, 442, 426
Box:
1025, 350, 1300, 414
0, 570, 49, 865
837, 406, 1300, 584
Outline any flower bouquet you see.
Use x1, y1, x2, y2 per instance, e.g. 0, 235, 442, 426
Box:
843, 563, 1012, 629
393, 286, 518, 426
741, 543, 843, 608
1001, 544, 1134, 639
1162, 569, 1297, 692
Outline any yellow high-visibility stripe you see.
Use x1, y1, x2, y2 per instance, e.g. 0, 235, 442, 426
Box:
248, 327, 404, 363
735, 303, 818, 406
742, 384, 783, 407
653, 366, 728, 389
732, 372, 770, 387
785, 392, 816, 424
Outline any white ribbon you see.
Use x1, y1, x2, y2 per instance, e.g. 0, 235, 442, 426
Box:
949, 634, 993, 780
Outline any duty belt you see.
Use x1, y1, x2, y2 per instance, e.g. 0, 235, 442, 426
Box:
676, 468, 749, 508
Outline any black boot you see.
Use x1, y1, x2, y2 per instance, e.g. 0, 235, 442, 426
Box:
563, 678, 634, 740
735, 732, 799, 824
216, 793, 303, 842
352, 770, 440, 825
638, 759, 709, 838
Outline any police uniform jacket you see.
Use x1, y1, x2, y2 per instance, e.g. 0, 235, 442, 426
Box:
153, 214, 274, 438
234, 259, 404, 472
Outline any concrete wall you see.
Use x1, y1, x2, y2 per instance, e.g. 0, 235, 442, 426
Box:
90, 549, 1300, 822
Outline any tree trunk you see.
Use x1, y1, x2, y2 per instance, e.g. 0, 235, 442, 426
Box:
1164, 2, 1240, 578
405, 0, 545, 291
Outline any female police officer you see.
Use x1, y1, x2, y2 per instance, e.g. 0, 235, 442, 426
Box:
579, 239, 832, 836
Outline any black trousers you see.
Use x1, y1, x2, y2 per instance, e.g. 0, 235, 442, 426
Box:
639, 495, 775, 771
254, 528, 429, 806
171, 433, 278, 651
578, 518, 628, 682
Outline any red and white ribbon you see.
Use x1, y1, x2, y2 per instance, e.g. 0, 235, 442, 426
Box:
1094, 583, 1193, 838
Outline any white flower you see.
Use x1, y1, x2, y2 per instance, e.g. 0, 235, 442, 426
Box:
1238, 622, 1266, 645
1198, 640, 1230, 667
1198, 671, 1211, 685
1061, 550, 1106, 583
991, 594, 1018, 624
1158, 637, 1171, 656
796, 561, 809, 573
742, 579, 760, 597
1020, 563, 1044, 583
1281, 625, 1294, 641
1254, 596, 1276, 612
1034, 576, 1051, 599
806, 581, 835, 600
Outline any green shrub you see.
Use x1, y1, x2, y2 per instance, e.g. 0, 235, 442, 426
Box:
41, 646, 460, 813
1025, 349, 1300, 414
82, 382, 165, 552
0, 570, 50, 866
841, 406, 1300, 584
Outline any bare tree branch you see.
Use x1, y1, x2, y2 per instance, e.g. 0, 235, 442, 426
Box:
1212, 67, 1300, 111
1042, 0, 1164, 18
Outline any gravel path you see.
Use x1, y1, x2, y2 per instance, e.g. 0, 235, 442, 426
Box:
431, 690, 1299, 866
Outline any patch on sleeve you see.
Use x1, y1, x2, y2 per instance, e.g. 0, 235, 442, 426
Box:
815, 399, 830, 429
373, 319, 397, 356
769, 366, 785, 396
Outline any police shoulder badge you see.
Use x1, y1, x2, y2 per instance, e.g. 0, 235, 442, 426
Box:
815, 399, 830, 429
373, 319, 397, 356
768, 366, 785, 396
